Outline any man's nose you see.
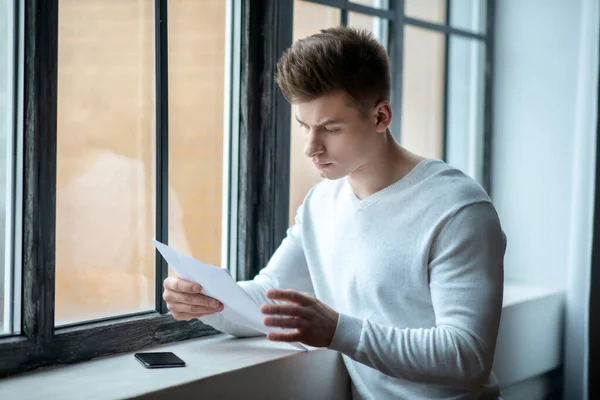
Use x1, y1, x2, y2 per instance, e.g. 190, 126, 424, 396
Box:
304, 130, 324, 158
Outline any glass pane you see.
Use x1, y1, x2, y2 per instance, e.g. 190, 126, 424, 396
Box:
405, 0, 446, 25
450, 0, 486, 34
168, 0, 226, 268
348, 12, 388, 50
0, 0, 16, 335
350, 0, 389, 10
446, 36, 485, 183
289, 1, 340, 226
401, 27, 445, 159
55, 0, 155, 326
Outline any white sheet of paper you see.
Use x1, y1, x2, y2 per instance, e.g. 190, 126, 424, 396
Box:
152, 240, 307, 351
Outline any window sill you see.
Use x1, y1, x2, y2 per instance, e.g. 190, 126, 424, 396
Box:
0, 334, 349, 400
494, 282, 565, 387
0, 282, 564, 399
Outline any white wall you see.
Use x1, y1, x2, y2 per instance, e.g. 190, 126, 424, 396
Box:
493, 0, 582, 289
492, 0, 599, 398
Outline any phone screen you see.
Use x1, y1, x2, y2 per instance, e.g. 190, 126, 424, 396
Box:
135, 352, 186, 368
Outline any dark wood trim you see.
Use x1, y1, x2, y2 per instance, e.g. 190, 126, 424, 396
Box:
154, 0, 169, 314
347, 2, 394, 20
303, 0, 345, 9
237, 0, 294, 280
0, 313, 220, 378
388, 0, 405, 141
482, 0, 495, 195
0, 337, 37, 375
21, 0, 58, 343
441, 0, 451, 162
403, 17, 486, 41
589, 11, 600, 397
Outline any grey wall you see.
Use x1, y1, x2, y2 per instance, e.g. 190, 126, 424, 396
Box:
493, 0, 584, 289
492, 0, 599, 398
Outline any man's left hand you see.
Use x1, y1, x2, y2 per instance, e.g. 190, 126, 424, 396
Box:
261, 289, 339, 348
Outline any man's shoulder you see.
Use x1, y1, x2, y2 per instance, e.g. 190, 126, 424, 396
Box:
418, 160, 492, 209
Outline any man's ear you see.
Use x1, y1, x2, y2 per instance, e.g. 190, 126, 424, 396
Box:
374, 101, 392, 133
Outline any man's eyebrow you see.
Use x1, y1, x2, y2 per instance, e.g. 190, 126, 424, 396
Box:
295, 115, 343, 127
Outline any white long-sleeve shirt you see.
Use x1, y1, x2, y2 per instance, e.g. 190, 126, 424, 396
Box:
201, 158, 506, 399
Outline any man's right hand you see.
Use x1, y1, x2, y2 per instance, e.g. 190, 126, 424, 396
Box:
163, 276, 224, 321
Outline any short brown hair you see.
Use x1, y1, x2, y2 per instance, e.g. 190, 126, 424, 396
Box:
276, 26, 391, 115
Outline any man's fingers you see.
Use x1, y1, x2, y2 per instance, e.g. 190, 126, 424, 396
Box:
267, 331, 302, 342
264, 317, 308, 329
260, 304, 310, 318
171, 311, 218, 321
266, 289, 313, 305
167, 302, 224, 315
171, 311, 199, 321
163, 290, 220, 308
164, 276, 202, 294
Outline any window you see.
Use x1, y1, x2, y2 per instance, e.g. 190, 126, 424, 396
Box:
55, 0, 226, 326
405, 0, 446, 25
0, 0, 236, 377
401, 26, 446, 159
55, 0, 157, 326
402, 0, 490, 183
289, 0, 493, 223
168, 0, 227, 269
54, 0, 228, 326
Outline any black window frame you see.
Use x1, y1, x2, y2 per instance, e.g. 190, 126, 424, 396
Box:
0, 0, 238, 377
589, 14, 600, 397
242, 0, 495, 278
0, 0, 495, 378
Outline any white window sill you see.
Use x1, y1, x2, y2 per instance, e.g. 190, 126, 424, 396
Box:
493, 282, 565, 387
0, 335, 349, 400
0, 282, 564, 399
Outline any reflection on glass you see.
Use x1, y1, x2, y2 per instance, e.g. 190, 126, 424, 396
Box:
405, 0, 446, 25
0, 0, 14, 335
446, 36, 485, 183
289, 1, 340, 226
55, 0, 159, 325
168, 0, 226, 268
350, 0, 389, 10
401, 26, 445, 159
450, 0, 486, 34
348, 12, 388, 50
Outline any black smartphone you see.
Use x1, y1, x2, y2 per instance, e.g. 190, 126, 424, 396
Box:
134, 352, 186, 369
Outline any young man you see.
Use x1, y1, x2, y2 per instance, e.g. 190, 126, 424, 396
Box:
163, 27, 506, 399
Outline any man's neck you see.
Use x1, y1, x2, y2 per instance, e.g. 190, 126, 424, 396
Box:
347, 132, 425, 200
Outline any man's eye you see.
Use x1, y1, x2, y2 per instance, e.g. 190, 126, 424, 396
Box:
324, 127, 339, 133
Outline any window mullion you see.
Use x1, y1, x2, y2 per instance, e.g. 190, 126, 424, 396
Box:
341, 0, 349, 25
389, 0, 405, 141
22, 0, 58, 344
481, 0, 495, 195
441, 0, 451, 162
154, 0, 169, 313
237, 0, 294, 280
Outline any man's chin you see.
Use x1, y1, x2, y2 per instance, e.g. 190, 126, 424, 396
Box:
318, 169, 346, 181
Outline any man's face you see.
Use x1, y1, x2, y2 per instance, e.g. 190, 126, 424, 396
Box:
294, 92, 381, 180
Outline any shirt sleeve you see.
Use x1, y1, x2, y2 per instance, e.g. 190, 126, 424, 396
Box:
200, 204, 314, 336
328, 202, 506, 390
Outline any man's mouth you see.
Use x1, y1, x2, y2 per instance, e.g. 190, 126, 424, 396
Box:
313, 162, 332, 170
